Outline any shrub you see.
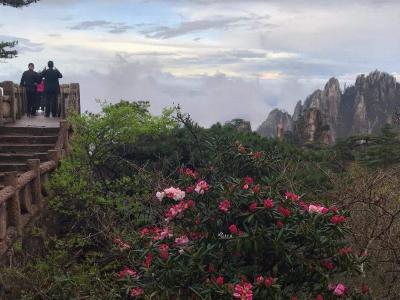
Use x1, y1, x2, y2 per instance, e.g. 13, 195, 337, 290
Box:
115, 146, 370, 299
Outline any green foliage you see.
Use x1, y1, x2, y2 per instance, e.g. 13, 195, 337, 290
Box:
118, 147, 367, 299
0, 41, 17, 59
334, 125, 400, 169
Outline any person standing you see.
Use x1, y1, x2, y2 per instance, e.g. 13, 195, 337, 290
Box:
41, 61, 62, 117
20, 63, 40, 117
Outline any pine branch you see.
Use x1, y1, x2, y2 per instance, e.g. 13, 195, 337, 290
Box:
0, 0, 39, 59
1, 0, 39, 7
0, 41, 18, 59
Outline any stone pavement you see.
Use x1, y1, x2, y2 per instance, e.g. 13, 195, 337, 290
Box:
8, 115, 61, 128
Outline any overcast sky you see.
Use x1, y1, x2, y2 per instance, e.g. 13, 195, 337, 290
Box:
0, 0, 399, 128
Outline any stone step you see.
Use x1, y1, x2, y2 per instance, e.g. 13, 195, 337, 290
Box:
0, 126, 59, 136
0, 144, 54, 153
0, 163, 28, 172
0, 152, 50, 163
0, 135, 58, 144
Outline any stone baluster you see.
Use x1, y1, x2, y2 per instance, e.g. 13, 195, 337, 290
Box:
4, 172, 22, 236
27, 159, 42, 209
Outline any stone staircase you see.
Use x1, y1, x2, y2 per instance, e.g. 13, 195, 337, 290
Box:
0, 126, 59, 189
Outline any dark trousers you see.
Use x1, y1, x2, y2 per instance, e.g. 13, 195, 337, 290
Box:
26, 91, 37, 116
45, 92, 58, 117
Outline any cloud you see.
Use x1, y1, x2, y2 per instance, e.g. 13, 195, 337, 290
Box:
68, 20, 134, 34
140, 14, 271, 39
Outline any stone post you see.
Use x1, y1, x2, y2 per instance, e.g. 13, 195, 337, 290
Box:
2, 81, 16, 123
48, 149, 60, 165
27, 159, 42, 209
4, 172, 22, 236
60, 120, 70, 154
0, 199, 7, 241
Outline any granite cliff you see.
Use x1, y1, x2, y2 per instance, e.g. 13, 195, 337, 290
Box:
257, 70, 400, 144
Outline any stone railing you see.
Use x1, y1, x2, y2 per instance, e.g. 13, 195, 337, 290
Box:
0, 120, 71, 256
0, 81, 81, 124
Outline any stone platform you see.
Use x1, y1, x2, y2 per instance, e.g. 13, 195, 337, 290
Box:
8, 115, 61, 128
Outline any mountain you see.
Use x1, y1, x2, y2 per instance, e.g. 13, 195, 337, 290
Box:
257, 70, 400, 144
257, 109, 292, 138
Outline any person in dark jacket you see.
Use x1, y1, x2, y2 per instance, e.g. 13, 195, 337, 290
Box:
40, 60, 62, 117
20, 63, 40, 117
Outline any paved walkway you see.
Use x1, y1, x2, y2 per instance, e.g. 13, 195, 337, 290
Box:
8, 115, 61, 128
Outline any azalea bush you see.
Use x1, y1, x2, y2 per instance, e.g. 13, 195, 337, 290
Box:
114, 146, 371, 300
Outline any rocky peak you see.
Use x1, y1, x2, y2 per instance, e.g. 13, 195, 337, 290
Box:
257, 70, 400, 145
292, 100, 303, 122
225, 118, 252, 133
256, 109, 293, 138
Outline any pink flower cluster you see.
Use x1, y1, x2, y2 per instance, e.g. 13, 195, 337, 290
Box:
119, 267, 138, 279
308, 204, 329, 214
140, 226, 173, 241
178, 167, 198, 179
233, 282, 253, 300
156, 187, 186, 202
195, 180, 209, 194
219, 199, 231, 213
285, 191, 300, 201
165, 200, 194, 221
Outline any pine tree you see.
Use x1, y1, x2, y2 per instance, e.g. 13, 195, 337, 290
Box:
0, 0, 39, 59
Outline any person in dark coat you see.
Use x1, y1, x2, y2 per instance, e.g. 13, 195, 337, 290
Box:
20, 63, 40, 117
41, 60, 62, 117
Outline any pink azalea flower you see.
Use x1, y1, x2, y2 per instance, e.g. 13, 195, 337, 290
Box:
285, 191, 300, 201
140, 227, 150, 237
158, 244, 169, 262
338, 247, 352, 256
244, 176, 254, 185
195, 180, 209, 194
333, 283, 346, 296
316, 295, 324, 300
164, 187, 186, 201
187, 199, 195, 208
252, 184, 260, 194
249, 202, 258, 213
253, 151, 263, 160
219, 199, 231, 213
309, 204, 328, 214
119, 267, 138, 279
233, 282, 253, 300
130, 287, 144, 298
256, 275, 264, 285
276, 220, 284, 229
186, 186, 195, 193
278, 205, 291, 218
175, 235, 189, 246
144, 252, 153, 269
263, 198, 274, 209
321, 260, 335, 271
216, 275, 224, 287
264, 276, 273, 288
156, 191, 165, 201
229, 224, 239, 235
331, 215, 346, 225
208, 263, 215, 273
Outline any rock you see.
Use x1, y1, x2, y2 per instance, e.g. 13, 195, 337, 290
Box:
225, 118, 252, 133
257, 109, 292, 138
260, 70, 400, 145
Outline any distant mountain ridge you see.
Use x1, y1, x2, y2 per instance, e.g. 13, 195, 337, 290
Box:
256, 70, 400, 144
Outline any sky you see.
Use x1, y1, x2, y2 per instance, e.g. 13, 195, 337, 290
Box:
0, 0, 399, 128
